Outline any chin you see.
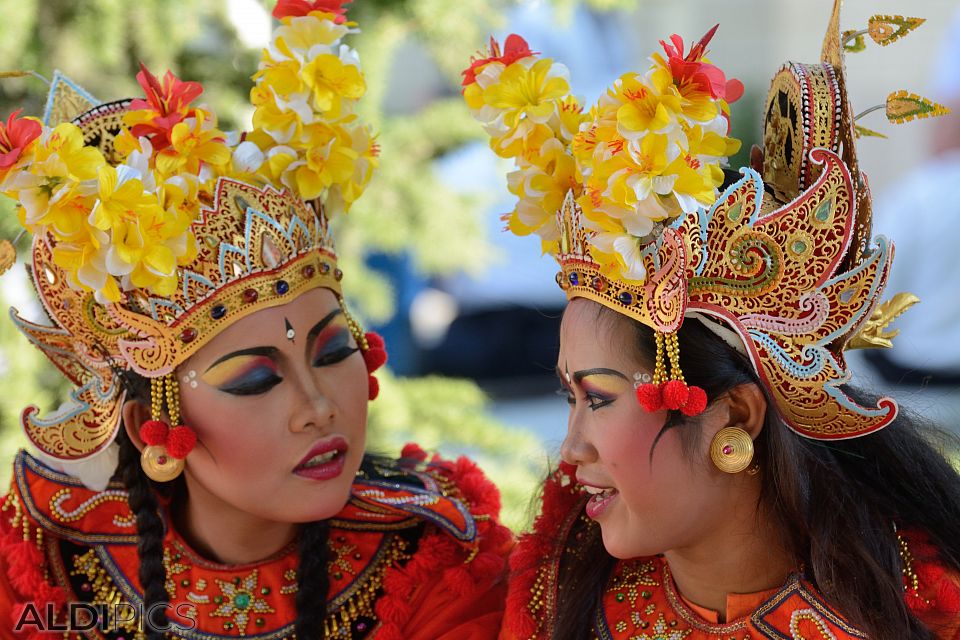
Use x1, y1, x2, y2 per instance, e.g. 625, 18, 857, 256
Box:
599, 518, 660, 560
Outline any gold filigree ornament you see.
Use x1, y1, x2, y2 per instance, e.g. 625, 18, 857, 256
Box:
0, 8, 379, 486
465, 0, 949, 441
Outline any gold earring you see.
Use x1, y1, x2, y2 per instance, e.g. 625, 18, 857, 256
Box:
141, 445, 185, 482
710, 426, 754, 474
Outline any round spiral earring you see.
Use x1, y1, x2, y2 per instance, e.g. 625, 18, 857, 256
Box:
709, 426, 754, 474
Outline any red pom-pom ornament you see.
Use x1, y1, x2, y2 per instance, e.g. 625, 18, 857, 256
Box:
635, 383, 663, 413
362, 331, 388, 400
680, 385, 708, 416
166, 425, 198, 459
139, 420, 169, 446
661, 379, 690, 410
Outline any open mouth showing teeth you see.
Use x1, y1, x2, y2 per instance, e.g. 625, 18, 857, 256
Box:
298, 450, 343, 469
582, 485, 618, 500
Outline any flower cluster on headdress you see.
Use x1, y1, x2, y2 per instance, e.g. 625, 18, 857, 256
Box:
0, 0, 375, 305
247, 0, 377, 217
1, 79, 205, 304
462, 26, 742, 282
462, 35, 587, 255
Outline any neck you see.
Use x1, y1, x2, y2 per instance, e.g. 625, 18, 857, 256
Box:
175, 482, 298, 565
662, 479, 795, 622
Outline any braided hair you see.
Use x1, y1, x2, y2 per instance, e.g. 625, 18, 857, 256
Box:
295, 520, 331, 639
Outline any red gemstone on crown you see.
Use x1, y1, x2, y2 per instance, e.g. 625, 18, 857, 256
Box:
302, 264, 316, 279
722, 445, 733, 455
179, 328, 197, 343
242, 288, 259, 303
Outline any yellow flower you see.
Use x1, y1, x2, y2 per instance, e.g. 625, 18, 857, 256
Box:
300, 53, 365, 117
154, 111, 231, 178
289, 123, 358, 200
12, 123, 106, 232
254, 56, 305, 98
482, 58, 571, 129
491, 121, 553, 161
90, 165, 166, 269
504, 139, 580, 239
272, 12, 350, 56
251, 85, 309, 144
614, 70, 682, 138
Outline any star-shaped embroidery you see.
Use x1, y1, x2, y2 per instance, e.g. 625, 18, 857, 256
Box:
630, 613, 690, 640
211, 569, 275, 634
607, 560, 659, 606
328, 540, 358, 577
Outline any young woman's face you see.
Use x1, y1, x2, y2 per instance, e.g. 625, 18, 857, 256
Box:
175, 287, 368, 524
557, 299, 735, 559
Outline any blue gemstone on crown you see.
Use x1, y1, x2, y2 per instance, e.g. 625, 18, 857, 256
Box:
618, 292, 633, 306
568, 272, 580, 286
210, 304, 227, 319
275, 280, 290, 295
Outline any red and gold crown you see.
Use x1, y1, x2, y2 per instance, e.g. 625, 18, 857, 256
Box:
0, 0, 379, 485
463, 2, 949, 440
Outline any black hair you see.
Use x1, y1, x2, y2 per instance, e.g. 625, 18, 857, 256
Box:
552, 302, 960, 640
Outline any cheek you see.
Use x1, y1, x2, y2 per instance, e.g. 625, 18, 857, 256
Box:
177, 382, 284, 456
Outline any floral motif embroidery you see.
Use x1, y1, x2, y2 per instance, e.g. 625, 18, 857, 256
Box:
210, 569, 276, 634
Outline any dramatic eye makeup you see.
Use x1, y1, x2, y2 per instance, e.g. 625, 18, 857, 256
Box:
557, 366, 630, 411
202, 348, 282, 396
308, 309, 358, 367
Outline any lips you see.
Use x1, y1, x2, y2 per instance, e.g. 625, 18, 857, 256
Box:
293, 436, 349, 481
579, 480, 619, 519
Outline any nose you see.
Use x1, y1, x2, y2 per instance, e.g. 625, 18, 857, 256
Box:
559, 411, 596, 466
288, 377, 336, 433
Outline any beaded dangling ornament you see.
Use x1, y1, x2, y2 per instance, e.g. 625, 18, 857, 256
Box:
139, 375, 197, 482
634, 332, 708, 417
341, 303, 388, 400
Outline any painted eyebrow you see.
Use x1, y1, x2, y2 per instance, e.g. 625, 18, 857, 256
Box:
306, 308, 344, 351
572, 368, 628, 383
205, 346, 279, 372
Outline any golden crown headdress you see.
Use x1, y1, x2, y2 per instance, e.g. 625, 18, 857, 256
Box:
462, 1, 949, 440
0, 0, 379, 486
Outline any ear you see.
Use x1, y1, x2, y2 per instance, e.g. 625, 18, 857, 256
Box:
749, 144, 765, 173
122, 399, 152, 453
722, 382, 768, 440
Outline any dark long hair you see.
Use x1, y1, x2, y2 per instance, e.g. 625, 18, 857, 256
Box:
552, 303, 960, 640
115, 372, 331, 639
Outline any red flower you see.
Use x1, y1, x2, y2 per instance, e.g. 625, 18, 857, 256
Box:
272, 0, 351, 22
659, 25, 743, 103
0, 109, 42, 172
461, 34, 536, 87
127, 63, 204, 151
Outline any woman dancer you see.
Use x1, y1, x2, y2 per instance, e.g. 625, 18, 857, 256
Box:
0, 2, 510, 638
464, 3, 960, 639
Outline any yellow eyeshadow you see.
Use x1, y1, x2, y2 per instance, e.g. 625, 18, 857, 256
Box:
201, 355, 273, 387
579, 375, 630, 395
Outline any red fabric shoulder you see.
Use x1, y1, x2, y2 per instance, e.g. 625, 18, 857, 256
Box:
502, 462, 584, 640
372, 443, 512, 640
901, 529, 960, 640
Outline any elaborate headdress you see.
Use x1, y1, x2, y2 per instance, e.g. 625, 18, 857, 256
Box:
463, 2, 948, 440
0, 0, 386, 488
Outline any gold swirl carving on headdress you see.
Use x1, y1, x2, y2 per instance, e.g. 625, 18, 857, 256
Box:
847, 292, 920, 350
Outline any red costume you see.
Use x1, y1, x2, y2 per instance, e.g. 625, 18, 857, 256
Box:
1, 445, 511, 639
501, 465, 960, 640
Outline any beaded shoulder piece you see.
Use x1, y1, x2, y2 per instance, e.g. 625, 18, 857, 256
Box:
1, 446, 511, 639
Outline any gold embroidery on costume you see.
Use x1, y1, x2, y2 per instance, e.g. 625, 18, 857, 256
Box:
210, 569, 276, 634
70, 549, 141, 637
